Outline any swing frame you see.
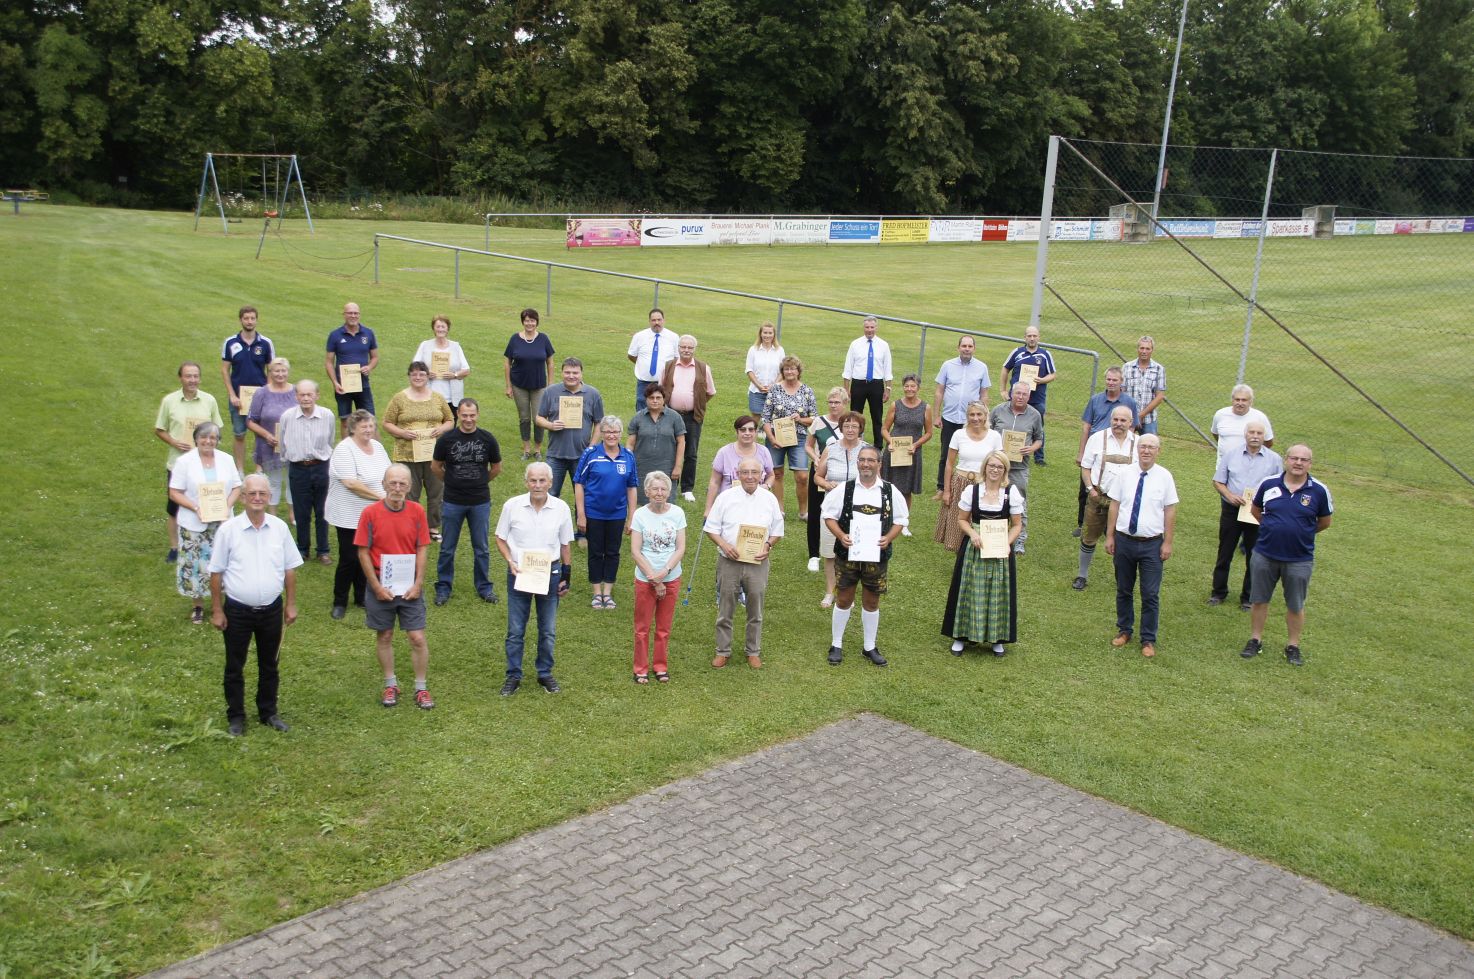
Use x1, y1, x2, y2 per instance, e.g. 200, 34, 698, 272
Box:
193, 152, 314, 235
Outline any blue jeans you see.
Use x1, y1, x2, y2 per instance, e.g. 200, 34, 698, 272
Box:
1113, 534, 1164, 643
635, 380, 654, 414
747, 390, 766, 416
548, 455, 574, 500
1138, 418, 1158, 435
437, 500, 492, 598
504, 569, 560, 679
287, 461, 330, 556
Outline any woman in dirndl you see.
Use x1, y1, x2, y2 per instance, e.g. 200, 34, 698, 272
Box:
942, 451, 1022, 657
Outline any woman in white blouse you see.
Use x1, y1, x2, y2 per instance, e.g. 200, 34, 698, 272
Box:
744, 321, 785, 417
412, 315, 471, 411
934, 401, 1003, 552
168, 422, 242, 624
326, 409, 390, 619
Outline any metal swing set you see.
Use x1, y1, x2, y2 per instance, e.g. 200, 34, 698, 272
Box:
194, 152, 314, 234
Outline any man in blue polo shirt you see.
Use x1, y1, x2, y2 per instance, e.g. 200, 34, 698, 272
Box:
220, 306, 274, 473
1242, 444, 1333, 666
1001, 326, 1057, 464
325, 301, 380, 438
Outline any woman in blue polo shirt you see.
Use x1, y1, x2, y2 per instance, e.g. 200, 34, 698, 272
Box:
574, 416, 639, 608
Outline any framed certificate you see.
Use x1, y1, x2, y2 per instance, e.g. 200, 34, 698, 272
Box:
1019, 364, 1039, 390
889, 435, 913, 467
411, 432, 435, 463
183, 417, 206, 439
339, 363, 363, 393
197, 481, 229, 523
515, 550, 552, 594
558, 395, 583, 429
379, 553, 416, 596
1003, 429, 1027, 463
238, 386, 260, 416
771, 416, 798, 447
1238, 501, 1259, 525
430, 350, 451, 378
735, 524, 770, 563
977, 519, 1010, 559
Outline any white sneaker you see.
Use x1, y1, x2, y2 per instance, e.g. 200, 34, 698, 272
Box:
901, 527, 913, 537
807, 557, 820, 572
682, 491, 696, 502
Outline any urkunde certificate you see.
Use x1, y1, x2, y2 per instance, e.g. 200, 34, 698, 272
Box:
339, 363, 363, 394
411, 427, 435, 463
558, 395, 583, 429
735, 525, 770, 563
238, 386, 259, 416
515, 550, 552, 594
847, 520, 882, 562
1019, 364, 1039, 390
379, 554, 415, 596
977, 519, 1010, 559
197, 482, 229, 523
771, 416, 798, 448
889, 435, 913, 466
1003, 429, 1026, 463
430, 350, 451, 378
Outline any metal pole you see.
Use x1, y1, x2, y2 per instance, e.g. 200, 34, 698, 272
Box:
194, 153, 210, 230
775, 302, 785, 342
485, 214, 491, 251
1238, 148, 1277, 384
373, 237, 379, 283
917, 325, 928, 377
209, 155, 228, 234
291, 156, 314, 233
546, 265, 553, 315
454, 250, 460, 299
1029, 135, 1060, 328
1151, 0, 1190, 221
653, 282, 660, 307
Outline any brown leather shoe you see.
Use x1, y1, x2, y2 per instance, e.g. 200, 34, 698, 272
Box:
747, 655, 763, 669
1111, 631, 1130, 647
1141, 643, 1156, 658
711, 654, 729, 668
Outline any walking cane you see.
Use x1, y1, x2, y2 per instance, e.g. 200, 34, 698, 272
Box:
681, 531, 707, 607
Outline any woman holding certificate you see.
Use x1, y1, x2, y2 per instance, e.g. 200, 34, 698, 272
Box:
934, 401, 1002, 552
880, 373, 933, 523
382, 361, 455, 541
327, 409, 392, 619
629, 471, 686, 683
245, 356, 298, 524
168, 422, 242, 624
413, 315, 471, 413
744, 322, 785, 417
812, 411, 867, 609
943, 451, 1022, 657
760, 356, 817, 520
574, 416, 639, 609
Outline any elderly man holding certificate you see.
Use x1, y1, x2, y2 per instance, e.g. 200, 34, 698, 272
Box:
1104, 435, 1178, 659
495, 462, 575, 696
822, 445, 908, 667
1210, 422, 1281, 610
704, 458, 784, 669
942, 451, 1023, 657
355, 464, 435, 709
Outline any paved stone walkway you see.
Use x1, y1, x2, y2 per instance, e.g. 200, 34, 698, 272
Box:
152, 714, 1474, 978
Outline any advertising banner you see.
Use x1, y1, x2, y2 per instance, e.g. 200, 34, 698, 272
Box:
1375, 219, 1397, 235
829, 220, 881, 243
1239, 220, 1264, 238
641, 218, 711, 247
772, 218, 829, 245
881, 219, 930, 243
1442, 218, 1465, 233
982, 220, 1010, 242
710, 218, 773, 246
1089, 220, 1122, 241
1355, 220, 1377, 235
1333, 219, 1356, 236
1006, 220, 1040, 242
1465, 218, 1474, 233
1156, 219, 1216, 238
567, 218, 641, 248
1214, 220, 1244, 239
1266, 219, 1312, 237
1394, 220, 1413, 235
1049, 220, 1092, 241
929, 219, 984, 242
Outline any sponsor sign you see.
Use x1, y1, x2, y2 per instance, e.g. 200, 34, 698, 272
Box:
1266, 219, 1312, 237
1156, 219, 1216, 238
1355, 219, 1377, 235
709, 218, 773, 246
1214, 220, 1244, 239
1441, 218, 1464, 233
1394, 220, 1413, 235
829, 220, 881, 243
1089, 220, 1122, 241
1375, 219, 1397, 235
1463, 218, 1474, 233
929, 219, 984, 242
1333, 219, 1356, 236
1239, 220, 1264, 238
881, 219, 930, 243
567, 218, 641, 248
642, 218, 711, 247
1050, 220, 1092, 241
772, 218, 829, 245
1006, 220, 1040, 242
982, 219, 1010, 242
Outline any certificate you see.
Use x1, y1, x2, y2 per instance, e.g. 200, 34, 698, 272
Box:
430, 350, 451, 378
1003, 429, 1027, 463
1238, 501, 1259, 525
339, 363, 363, 393
197, 482, 229, 523
889, 436, 913, 467
1019, 364, 1039, 391
410, 428, 436, 463
379, 553, 416, 596
515, 550, 552, 594
735, 524, 770, 563
238, 386, 260, 416
183, 417, 207, 439
771, 416, 798, 447
558, 395, 583, 429
977, 519, 1010, 559
847, 521, 882, 563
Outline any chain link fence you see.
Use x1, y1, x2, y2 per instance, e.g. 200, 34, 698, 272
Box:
1041, 137, 1474, 497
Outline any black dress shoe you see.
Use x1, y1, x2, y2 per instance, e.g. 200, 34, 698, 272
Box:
1207, 596, 1226, 606
828, 645, 843, 665
861, 647, 888, 667
537, 675, 561, 694
261, 715, 289, 732
330, 605, 346, 620
434, 592, 450, 607
1071, 576, 1087, 591
227, 717, 245, 737
1239, 601, 1252, 611
480, 591, 499, 605
499, 678, 520, 697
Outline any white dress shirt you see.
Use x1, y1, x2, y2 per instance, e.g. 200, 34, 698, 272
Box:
1110, 464, 1179, 537
842, 336, 893, 382
703, 485, 785, 547
628, 327, 677, 382
495, 493, 575, 566
1080, 429, 1139, 499
208, 512, 304, 606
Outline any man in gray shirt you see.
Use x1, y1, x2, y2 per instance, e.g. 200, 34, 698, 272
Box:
535, 358, 605, 503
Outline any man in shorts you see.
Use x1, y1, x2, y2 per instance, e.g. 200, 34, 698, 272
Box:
1242, 444, 1333, 667
356, 464, 435, 708
822, 445, 909, 667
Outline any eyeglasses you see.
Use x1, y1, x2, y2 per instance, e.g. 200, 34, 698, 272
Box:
738, 426, 756, 432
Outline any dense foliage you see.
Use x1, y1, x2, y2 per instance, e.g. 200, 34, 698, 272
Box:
3, 0, 1471, 211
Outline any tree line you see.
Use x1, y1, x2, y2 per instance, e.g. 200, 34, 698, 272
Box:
4, 0, 1471, 213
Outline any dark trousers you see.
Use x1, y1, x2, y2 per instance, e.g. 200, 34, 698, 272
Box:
935, 418, 963, 490
1076, 481, 1088, 528
850, 380, 885, 445
677, 411, 703, 494
1114, 534, 1164, 643
222, 597, 282, 721
585, 517, 625, 583
1212, 500, 1259, 603
807, 466, 823, 559
333, 525, 366, 606
288, 461, 331, 556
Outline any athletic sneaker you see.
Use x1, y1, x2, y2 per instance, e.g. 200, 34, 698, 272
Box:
1241, 638, 1263, 659
414, 688, 435, 710
381, 685, 400, 707
1284, 644, 1304, 667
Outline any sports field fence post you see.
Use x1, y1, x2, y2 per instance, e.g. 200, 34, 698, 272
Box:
1238, 149, 1277, 385
454, 250, 460, 299
775, 302, 785, 342
546, 265, 553, 315
1029, 136, 1060, 329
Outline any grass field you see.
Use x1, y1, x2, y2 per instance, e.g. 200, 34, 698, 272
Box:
1, 207, 1472, 977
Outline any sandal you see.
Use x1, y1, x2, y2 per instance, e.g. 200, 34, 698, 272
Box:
820, 593, 834, 610
603, 596, 617, 609
655, 672, 670, 683
592, 597, 605, 608
634, 674, 649, 685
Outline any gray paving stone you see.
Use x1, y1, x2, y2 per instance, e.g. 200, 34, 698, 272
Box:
147, 714, 1474, 979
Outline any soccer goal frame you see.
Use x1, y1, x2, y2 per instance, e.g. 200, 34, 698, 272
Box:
194, 152, 314, 235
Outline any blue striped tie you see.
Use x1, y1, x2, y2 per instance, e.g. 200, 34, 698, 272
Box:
1127, 470, 1146, 534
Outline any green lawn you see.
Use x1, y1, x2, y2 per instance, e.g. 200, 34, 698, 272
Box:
1, 207, 1471, 978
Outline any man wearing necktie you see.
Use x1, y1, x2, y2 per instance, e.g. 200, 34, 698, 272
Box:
1104, 434, 1177, 658
843, 316, 892, 444
628, 308, 677, 413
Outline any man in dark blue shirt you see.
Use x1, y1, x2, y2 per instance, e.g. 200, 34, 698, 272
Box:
220, 305, 274, 473
325, 302, 380, 438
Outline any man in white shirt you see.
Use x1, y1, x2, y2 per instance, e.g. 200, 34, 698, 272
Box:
277, 379, 336, 564
627, 307, 677, 413
821, 446, 908, 667
1073, 405, 1138, 591
842, 316, 892, 446
495, 462, 574, 696
208, 473, 302, 736
1105, 435, 1178, 658
704, 458, 785, 669
932, 335, 990, 493
1209, 384, 1274, 464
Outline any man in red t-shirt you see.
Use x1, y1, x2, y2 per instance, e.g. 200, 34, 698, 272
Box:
355, 464, 434, 709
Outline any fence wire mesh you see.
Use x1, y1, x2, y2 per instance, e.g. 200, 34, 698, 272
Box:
1043, 137, 1474, 497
